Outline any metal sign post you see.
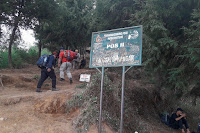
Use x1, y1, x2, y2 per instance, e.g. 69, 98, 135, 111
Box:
90, 26, 142, 133
120, 66, 125, 133
98, 67, 104, 133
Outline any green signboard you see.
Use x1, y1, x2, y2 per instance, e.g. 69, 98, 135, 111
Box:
89, 26, 142, 68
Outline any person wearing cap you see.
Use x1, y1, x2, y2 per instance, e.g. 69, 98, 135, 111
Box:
169, 108, 190, 133
36, 51, 59, 92
73, 49, 80, 71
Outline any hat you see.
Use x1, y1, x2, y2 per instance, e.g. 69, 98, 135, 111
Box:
176, 108, 183, 112
60, 47, 64, 50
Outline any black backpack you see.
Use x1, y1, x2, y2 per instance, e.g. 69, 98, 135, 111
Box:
160, 112, 170, 125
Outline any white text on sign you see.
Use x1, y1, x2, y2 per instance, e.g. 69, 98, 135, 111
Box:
107, 43, 125, 49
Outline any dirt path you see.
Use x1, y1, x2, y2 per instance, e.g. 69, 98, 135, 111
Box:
0, 66, 182, 133
0, 66, 95, 133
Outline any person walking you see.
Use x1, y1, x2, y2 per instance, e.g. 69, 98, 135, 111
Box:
36, 52, 58, 92
73, 49, 80, 71
58, 50, 74, 84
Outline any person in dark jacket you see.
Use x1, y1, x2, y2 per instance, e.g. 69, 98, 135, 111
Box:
36, 52, 59, 92
169, 108, 190, 133
56, 47, 64, 64
79, 57, 86, 69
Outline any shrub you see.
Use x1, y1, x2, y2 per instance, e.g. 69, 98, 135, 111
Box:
0, 50, 8, 69
0, 46, 51, 69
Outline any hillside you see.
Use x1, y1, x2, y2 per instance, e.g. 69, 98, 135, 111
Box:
0, 65, 189, 133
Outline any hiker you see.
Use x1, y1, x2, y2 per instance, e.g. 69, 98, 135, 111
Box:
57, 47, 64, 58
58, 50, 74, 83
36, 52, 58, 92
73, 49, 80, 71
56, 47, 64, 64
79, 57, 86, 69
169, 108, 190, 133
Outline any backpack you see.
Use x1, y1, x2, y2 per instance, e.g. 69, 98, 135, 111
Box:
64, 50, 74, 61
73, 52, 77, 59
160, 112, 170, 125
36, 54, 49, 68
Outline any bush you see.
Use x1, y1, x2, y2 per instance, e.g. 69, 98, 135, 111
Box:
0, 46, 51, 69
12, 48, 23, 68
0, 50, 8, 68
67, 72, 121, 132
66, 71, 181, 133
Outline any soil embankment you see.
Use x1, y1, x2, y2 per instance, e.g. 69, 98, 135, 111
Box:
0, 65, 96, 133
0, 65, 181, 133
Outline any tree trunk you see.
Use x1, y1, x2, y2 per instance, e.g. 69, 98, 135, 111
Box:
8, 19, 19, 69
38, 40, 42, 57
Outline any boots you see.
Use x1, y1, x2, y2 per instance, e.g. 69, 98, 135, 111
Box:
60, 78, 65, 81
70, 78, 73, 84
36, 88, 42, 92
52, 88, 59, 91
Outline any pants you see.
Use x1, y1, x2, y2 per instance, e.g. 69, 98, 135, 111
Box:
170, 118, 189, 129
37, 68, 56, 88
73, 59, 79, 71
60, 62, 72, 79
80, 63, 86, 69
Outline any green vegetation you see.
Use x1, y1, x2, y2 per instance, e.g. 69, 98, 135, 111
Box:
0, 46, 51, 69
75, 83, 87, 89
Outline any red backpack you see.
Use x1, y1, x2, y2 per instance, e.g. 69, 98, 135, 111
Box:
73, 52, 78, 59
64, 50, 74, 61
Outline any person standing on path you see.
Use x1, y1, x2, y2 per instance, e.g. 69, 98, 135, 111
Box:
73, 49, 80, 71
58, 50, 74, 84
36, 52, 58, 92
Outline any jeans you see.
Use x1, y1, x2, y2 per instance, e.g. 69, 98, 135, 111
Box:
37, 68, 56, 88
73, 59, 79, 71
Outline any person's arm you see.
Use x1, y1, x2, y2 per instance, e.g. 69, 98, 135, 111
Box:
58, 57, 62, 67
175, 113, 186, 121
58, 52, 63, 67
47, 55, 54, 72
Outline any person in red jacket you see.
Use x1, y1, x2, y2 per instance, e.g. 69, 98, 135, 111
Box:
58, 50, 74, 84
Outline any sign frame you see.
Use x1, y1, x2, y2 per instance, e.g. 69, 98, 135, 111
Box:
89, 25, 143, 68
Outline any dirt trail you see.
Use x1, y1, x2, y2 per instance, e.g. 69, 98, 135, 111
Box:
0, 66, 95, 133
0, 66, 181, 133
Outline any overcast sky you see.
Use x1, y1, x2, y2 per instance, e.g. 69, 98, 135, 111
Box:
21, 29, 37, 49
1, 25, 37, 49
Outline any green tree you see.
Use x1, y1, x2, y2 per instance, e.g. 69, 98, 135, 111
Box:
0, 0, 36, 68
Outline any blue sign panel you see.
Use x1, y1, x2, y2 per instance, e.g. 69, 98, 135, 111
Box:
89, 26, 142, 68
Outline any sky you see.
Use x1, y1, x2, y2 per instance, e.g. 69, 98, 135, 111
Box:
21, 29, 37, 49
1, 25, 37, 49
